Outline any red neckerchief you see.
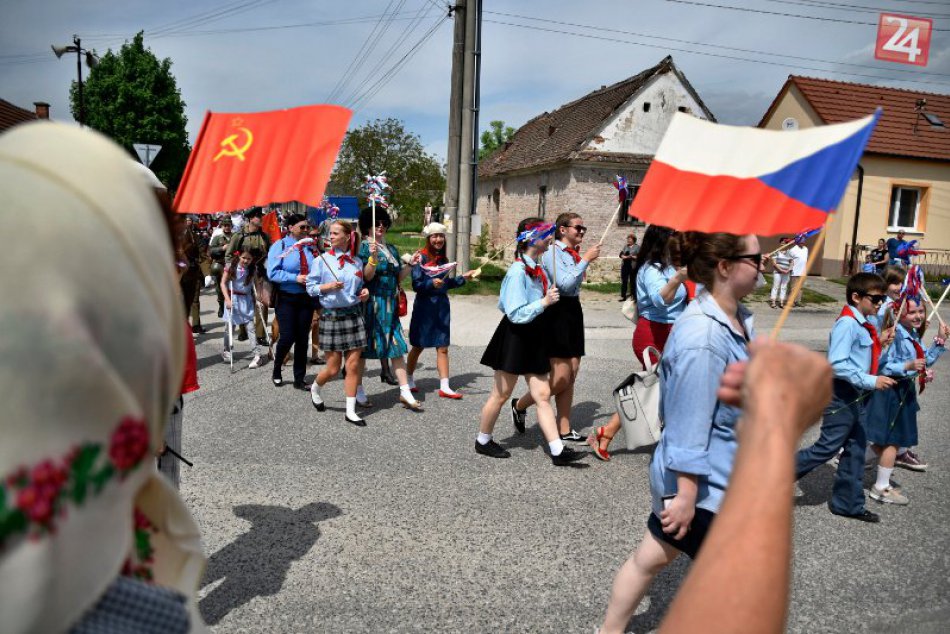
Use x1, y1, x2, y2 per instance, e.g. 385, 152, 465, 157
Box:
563, 244, 581, 264
839, 305, 881, 375
329, 249, 354, 268
910, 333, 926, 393
518, 258, 548, 295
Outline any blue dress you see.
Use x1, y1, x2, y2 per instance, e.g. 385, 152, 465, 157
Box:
358, 240, 409, 360
409, 254, 465, 348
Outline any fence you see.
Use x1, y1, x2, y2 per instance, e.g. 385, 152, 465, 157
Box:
844, 244, 950, 280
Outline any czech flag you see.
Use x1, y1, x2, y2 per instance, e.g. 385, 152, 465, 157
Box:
174, 104, 352, 213
629, 110, 880, 235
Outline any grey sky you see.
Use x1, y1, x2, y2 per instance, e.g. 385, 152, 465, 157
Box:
2, 0, 948, 161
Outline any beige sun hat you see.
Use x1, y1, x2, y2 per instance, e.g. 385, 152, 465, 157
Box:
422, 222, 447, 236
0, 123, 206, 632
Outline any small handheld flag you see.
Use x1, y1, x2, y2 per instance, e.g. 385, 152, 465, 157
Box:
613, 175, 628, 203
363, 173, 390, 208
517, 222, 556, 245
794, 227, 822, 243
277, 237, 316, 258
422, 261, 458, 277
896, 240, 925, 259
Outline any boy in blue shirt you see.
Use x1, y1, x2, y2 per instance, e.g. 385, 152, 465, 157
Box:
796, 272, 896, 522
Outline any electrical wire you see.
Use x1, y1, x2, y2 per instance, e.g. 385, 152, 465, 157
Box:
484, 18, 950, 87
325, 0, 401, 103
761, 0, 950, 19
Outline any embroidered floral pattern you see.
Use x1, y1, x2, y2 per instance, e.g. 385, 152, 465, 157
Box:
0, 417, 150, 548
122, 508, 157, 581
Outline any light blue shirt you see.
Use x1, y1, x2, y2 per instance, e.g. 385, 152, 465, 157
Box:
498, 256, 546, 324
650, 291, 753, 516
880, 323, 946, 377
828, 306, 878, 391
539, 240, 588, 297
305, 249, 364, 309
636, 263, 687, 324
266, 236, 316, 294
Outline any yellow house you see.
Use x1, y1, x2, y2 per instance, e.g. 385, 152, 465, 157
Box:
759, 76, 950, 277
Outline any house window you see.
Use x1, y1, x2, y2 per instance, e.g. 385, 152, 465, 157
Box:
618, 184, 644, 226
888, 185, 926, 231
492, 188, 500, 215
538, 185, 547, 218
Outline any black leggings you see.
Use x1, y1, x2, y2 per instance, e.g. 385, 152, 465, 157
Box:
273, 289, 316, 382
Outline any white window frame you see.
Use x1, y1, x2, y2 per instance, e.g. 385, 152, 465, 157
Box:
887, 185, 924, 232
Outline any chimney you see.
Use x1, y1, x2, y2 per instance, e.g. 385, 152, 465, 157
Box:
33, 102, 50, 120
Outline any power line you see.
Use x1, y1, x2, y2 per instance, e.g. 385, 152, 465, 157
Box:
761, 0, 950, 18
663, 0, 950, 30
483, 18, 950, 87
325, 0, 401, 103
485, 10, 950, 79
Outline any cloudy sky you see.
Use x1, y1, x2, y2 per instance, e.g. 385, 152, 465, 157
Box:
2, 0, 948, 161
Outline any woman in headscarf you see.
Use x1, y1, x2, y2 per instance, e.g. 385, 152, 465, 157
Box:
0, 123, 206, 632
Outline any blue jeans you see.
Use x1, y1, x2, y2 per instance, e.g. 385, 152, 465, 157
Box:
796, 380, 868, 516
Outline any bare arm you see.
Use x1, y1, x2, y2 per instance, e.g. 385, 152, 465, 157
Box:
659, 340, 832, 634
659, 267, 688, 305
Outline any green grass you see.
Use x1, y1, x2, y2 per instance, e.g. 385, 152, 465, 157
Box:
748, 280, 836, 304
582, 281, 622, 295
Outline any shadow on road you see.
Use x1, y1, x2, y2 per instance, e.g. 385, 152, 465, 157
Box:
199, 501, 342, 625
794, 465, 834, 507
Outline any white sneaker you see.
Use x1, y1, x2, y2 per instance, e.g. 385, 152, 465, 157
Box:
869, 486, 909, 505
248, 354, 262, 369
221, 351, 232, 363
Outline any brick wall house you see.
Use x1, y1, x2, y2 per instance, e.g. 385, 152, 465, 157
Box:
475, 56, 715, 280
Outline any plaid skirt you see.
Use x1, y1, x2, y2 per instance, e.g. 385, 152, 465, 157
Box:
319, 306, 367, 351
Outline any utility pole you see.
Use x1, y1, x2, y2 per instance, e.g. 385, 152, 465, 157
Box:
456, 0, 481, 272
444, 1, 466, 261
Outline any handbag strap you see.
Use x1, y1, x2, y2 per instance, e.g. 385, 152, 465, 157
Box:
641, 346, 661, 373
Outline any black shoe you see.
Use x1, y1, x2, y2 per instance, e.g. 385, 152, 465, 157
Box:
272, 375, 284, 387
379, 359, 399, 385
510, 399, 526, 434
191, 324, 206, 334
311, 388, 325, 411
344, 413, 366, 427
618, 296, 626, 302
217, 305, 224, 318
237, 328, 249, 342
551, 446, 586, 466
829, 507, 880, 523
475, 440, 511, 459
256, 336, 269, 347
293, 380, 311, 391
560, 430, 584, 442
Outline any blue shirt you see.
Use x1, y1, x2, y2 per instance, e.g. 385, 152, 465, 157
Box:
539, 240, 588, 297
266, 236, 316, 294
650, 291, 753, 516
880, 323, 946, 377
636, 263, 687, 324
498, 256, 546, 324
305, 249, 364, 309
886, 237, 909, 265
828, 306, 878, 391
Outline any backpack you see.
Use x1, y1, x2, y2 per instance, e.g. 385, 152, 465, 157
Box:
613, 346, 663, 451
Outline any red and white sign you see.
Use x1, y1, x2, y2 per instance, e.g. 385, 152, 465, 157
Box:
875, 13, 932, 67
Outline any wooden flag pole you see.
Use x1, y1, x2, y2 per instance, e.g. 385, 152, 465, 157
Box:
597, 201, 624, 247
928, 282, 950, 323
765, 241, 795, 259
371, 197, 377, 245
921, 286, 948, 329
770, 221, 829, 340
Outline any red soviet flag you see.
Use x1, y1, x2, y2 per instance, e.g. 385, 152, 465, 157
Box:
174, 104, 352, 213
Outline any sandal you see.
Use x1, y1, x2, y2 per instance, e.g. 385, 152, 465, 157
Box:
586, 426, 614, 461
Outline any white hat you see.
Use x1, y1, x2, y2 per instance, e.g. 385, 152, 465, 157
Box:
0, 122, 206, 632
423, 222, 448, 236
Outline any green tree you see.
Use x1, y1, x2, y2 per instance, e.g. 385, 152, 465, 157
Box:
328, 118, 445, 224
70, 32, 189, 190
479, 120, 515, 160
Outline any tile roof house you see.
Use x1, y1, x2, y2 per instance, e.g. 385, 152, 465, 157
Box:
475, 56, 715, 273
0, 99, 50, 132
759, 76, 950, 276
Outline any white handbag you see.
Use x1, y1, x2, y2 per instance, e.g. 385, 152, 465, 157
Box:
613, 346, 663, 451
621, 297, 638, 322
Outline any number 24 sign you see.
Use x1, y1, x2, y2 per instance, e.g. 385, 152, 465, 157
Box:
875, 13, 932, 66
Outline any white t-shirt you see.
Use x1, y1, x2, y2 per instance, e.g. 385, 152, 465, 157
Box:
788, 245, 808, 276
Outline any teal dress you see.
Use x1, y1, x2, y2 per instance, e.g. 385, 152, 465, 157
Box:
359, 240, 409, 359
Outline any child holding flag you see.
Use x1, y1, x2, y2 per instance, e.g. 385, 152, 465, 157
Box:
866, 297, 948, 505
406, 222, 477, 399
796, 273, 896, 523
475, 217, 585, 466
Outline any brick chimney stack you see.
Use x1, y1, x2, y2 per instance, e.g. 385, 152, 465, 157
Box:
33, 102, 50, 120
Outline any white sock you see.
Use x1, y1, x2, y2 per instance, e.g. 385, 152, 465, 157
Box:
476, 432, 492, 445
549, 439, 565, 456
345, 396, 358, 418
408, 375, 416, 389
310, 382, 323, 403
399, 385, 418, 404
875, 466, 893, 491
356, 385, 368, 404
440, 378, 457, 394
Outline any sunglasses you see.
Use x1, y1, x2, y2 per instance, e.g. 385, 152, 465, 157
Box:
724, 253, 763, 268
859, 293, 887, 305
568, 224, 587, 233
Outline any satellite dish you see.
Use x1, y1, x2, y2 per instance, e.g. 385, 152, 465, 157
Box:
782, 117, 799, 131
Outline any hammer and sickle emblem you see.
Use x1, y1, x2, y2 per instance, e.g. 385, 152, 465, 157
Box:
213, 127, 254, 162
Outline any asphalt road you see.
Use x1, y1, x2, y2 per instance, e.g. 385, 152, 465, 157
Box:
181, 287, 950, 633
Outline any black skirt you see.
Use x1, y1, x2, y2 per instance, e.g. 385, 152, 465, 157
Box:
480, 314, 551, 376
545, 295, 585, 358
